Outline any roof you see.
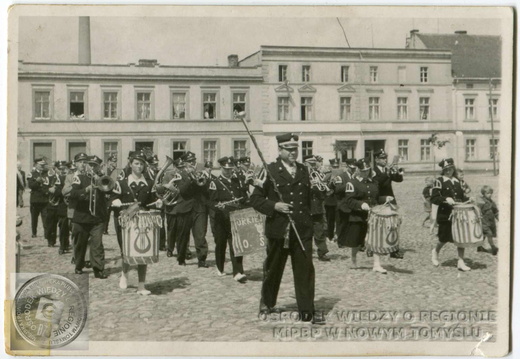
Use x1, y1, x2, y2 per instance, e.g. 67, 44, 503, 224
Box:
415, 33, 501, 78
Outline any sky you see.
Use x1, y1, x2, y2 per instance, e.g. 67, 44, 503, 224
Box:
18, 16, 503, 66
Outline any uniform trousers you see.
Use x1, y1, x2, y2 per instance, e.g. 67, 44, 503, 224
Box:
30, 202, 48, 236
261, 231, 315, 318
214, 213, 243, 275
44, 206, 59, 245
324, 205, 338, 239
336, 210, 350, 248
311, 213, 329, 257
191, 210, 209, 262
166, 212, 192, 264
73, 222, 105, 272
112, 208, 123, 252
159, 210, 166, 250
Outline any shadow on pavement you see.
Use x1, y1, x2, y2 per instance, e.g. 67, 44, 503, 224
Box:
147, 276, 190, 295
327, 253, 349, 260
441, 258, 488, 270
385, 265, 414, 274
245, 267, 263, 282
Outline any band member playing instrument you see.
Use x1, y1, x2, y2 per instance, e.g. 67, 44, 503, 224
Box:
373, 149, 404, 259
209, 156, 249, 281
27, 157, 49, 238
69, 155, 108, 278
334, 158, 357, 248
431, 158, 472, 271
250, 133, 316, 322
44, 161, 70, 252
323, 158, 341, 242
303, 155, 330, 261
111, 151, 162, 295
235, 156, 255, 190
344, 158, 394, 273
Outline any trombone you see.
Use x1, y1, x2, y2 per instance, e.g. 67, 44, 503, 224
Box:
153, 156, 182, 206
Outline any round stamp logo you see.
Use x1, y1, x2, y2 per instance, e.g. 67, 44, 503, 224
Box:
12, 274, 88, 349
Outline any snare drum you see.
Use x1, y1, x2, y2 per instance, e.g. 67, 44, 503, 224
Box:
450, 204, 484, 248
120, 210, 163, 265
366, 204, 401, 254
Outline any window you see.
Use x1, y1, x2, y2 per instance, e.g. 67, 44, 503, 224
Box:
398, 66, 406, 84
465, 98, 475, 120
278, 97, 290, 121
370, 66, 378, 83
103, 142, 118, 163
420, 97, 430, 120
136, 92, 152, 120
489, 98, 499, 119
397, 97, 408, 120
465, 139, 476, 160
301, 97, 313, 121
172, 141, 187, 160
420, 139, 431, 161
340, 97, 351, 121
398, 140, 409, 161
135, 141, 154, 153
368, 97, 380, 120
233, 140, 247, 159
32, 142, 53, 164
68, 142, 87, 162
302, 141, 313, 158
69, 91, 86, 119
489, 138, 499, 159
203, 93, 217, 119
203, 140, 218, 164
341, 66, 349, 83
103, 92, 119, 120
34, 91, 51, 120
336, 140, 356, 161
420, 67, 428, 83
171, 92, 186, 119
232, 92, 247, 118
302, 65, 311, 82
279, 65, 288, 82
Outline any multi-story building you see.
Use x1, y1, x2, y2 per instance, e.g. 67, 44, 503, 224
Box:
17, 19, 501, 173
407, 30, 501, 171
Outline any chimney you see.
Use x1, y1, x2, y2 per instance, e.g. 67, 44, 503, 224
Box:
407, 29, 420, 48
455, 30, 467, 34
78, 17, 91, 65
137, 59, 158, 67
410, 29, 419, 34
228, 54, 239, 67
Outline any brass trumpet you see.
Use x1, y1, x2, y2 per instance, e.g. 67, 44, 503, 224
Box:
310, 169, 331, 192
153, 156, 182, 206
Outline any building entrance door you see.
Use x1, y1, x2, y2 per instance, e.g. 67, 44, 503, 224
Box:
364, 140, 385, 164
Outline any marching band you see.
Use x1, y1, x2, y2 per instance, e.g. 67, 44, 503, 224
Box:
21, 132, 490, 320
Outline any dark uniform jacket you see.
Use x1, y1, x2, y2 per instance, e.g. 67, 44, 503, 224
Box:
111, 176, 157, 208
208, 175, 249, 220
431, 176, 469, 222
323, 169, 342, 207
164, 169, 196, 215
333, 171, 354, 213
69, 173, 108, 224
47, 173, 68, 217
250, 158, 314, 239
344, 176, 386, 222
27, 169, 49, 203
373, 165, 403, 198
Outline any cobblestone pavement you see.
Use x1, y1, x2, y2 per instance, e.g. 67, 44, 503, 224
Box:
15, 174, 500, 341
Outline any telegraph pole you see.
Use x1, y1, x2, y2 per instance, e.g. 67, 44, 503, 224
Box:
488, 78, 497, 176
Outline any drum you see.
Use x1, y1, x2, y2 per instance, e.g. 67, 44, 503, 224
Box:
120, 210, 162, 265
366, 204, 401, 254
450, 204, 484, 248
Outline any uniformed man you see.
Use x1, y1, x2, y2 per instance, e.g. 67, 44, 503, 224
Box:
303, 155, 330, 262
205, 161, 218, 241
323, 158, 342, 242
250, 133, 317, 322
69, 155, 108, 278
209, 156, 249, 281
431, 158, 472, 271
373, 149, 404, 259
334, 158, 357, 248
235, 156, 255, 189
44, 161, 70, 251
344, 158, 393, 273
183, 151, 210, 268
163, 154, 196, 266
103, 154, 118, 235
27, 157, 50, 238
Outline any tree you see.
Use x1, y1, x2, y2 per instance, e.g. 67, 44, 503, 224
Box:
427, 133, 450, 170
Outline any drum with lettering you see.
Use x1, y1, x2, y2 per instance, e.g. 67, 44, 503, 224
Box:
450, 203, 484, 248
119, 210, 163, 265
366, 204, 401, 254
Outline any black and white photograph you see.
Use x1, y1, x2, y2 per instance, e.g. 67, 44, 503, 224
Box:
4, 4, 514, 357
